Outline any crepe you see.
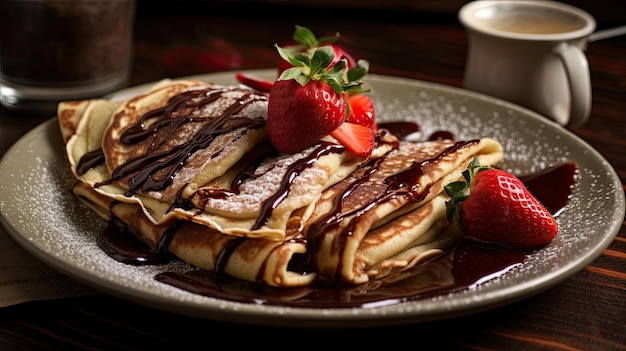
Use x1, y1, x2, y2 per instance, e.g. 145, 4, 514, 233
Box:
62, 80, 395, 240
58, 78, 504, 288
305, 138, 503, 285
73, 182, 316, 287
100, 80, 270, 202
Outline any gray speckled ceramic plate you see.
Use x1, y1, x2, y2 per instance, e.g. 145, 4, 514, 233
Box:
0, 70, 623, 328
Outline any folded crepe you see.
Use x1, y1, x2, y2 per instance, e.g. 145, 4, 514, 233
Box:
62, 79, 397, 241
59, 79, 504, 288
305, 138, 503, 285
73, 182, 316, 287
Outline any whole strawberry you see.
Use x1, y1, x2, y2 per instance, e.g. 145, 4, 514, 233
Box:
267, 27, 373, 156
445, 156, 558, 249
268, 78, 346, 154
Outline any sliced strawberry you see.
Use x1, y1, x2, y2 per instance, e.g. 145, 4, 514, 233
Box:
346, 94, 377, 132
235, 72, 274, 93
330, 122, 374, 158
445, 156, 558, 249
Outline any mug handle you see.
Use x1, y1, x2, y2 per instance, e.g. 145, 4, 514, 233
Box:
553, 43, 592, 128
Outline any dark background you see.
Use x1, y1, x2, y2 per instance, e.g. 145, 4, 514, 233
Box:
134, 0, 624, 28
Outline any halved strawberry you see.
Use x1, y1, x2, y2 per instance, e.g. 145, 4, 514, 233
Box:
235, 72, 274, 93
346, 94, 377, 132
445, 156, 558, 249
330, 122, 374, 158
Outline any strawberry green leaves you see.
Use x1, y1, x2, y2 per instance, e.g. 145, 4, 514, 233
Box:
276, 44, 369, 96
444, 156, 491, 225
268, 26, 375, 157
277, 26, 357, 76
292, 25, 340, 49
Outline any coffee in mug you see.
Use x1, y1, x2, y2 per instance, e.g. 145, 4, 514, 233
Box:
459, 0, 596, 127
480, 8, 588, 34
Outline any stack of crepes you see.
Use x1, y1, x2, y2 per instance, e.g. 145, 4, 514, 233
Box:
58, 79, 503, 288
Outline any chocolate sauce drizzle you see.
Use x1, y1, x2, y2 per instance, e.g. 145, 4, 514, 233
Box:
151, 161, 575, 308
77, 86, 354, 279
251, 141, 346, 230
112, 88, 267, 193
305, 140, 477, 281
75, 148, 105, 176
77, 94, 578, 308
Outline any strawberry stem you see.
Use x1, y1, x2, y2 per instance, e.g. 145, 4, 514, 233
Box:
274, 26, 370, 96
444, 155, 492, 224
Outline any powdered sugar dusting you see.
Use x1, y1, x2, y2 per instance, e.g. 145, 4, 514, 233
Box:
368, 75, 622, 295
199, 146, 330, 214
0, 72, 622, 326
1, 148, 212, 304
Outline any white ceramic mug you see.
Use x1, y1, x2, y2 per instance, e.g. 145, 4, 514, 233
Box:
459, 0, 596, 127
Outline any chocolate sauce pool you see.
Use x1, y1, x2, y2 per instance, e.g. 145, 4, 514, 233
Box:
149, 243, 527, 308
92, 120, 577, 309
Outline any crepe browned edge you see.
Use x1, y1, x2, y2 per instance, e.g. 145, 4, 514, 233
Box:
58, 100, 90, 144
57, 79, 179, 145
60, 80, 181, 227
306, 138, 503, 285
73, 182, 316, 287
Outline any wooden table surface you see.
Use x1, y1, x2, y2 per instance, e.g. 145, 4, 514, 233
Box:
1, 3, 624, 350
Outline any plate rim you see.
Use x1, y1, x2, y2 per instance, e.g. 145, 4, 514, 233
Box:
0, 69, 623, 327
